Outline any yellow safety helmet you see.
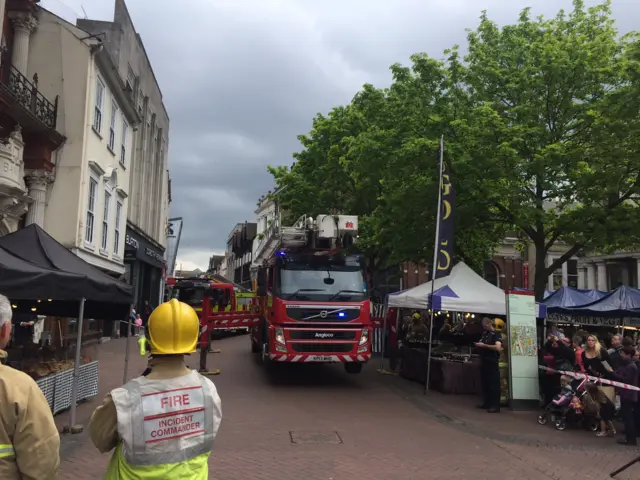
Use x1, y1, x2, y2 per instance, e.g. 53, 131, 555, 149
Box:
494, 318, 505, 331
147, 299, 200, 355
412, 312, 421, 320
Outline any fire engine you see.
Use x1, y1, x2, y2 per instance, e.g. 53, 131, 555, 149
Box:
250, 214, 372, 374
166, 276, 260, 372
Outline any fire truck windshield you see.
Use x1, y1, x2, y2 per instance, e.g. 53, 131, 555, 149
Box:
172, 287, 204, 307
277, 256, 367, 301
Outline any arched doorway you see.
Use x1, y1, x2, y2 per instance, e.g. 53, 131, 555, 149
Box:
483, 260, 500, 287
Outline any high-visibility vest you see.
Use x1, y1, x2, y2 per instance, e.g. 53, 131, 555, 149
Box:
105, 371, 222, 479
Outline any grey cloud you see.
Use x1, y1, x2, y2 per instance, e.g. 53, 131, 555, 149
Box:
43, 0, 640, 269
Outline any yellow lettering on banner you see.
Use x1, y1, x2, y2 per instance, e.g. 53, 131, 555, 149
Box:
441, 173, 451, 196
437, 241, 451, 271
441, 200, 451, 221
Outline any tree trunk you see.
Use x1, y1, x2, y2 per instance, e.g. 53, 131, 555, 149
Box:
533, 239, 548, 302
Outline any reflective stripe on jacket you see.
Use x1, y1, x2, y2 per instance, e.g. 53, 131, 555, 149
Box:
0, 444, 14, 458
105, 369, 221, 479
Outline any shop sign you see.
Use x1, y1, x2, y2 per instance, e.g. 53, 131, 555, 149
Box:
126, 235, 139, 250
522, 262, 529, 290
145, 247, 164, 263
547, 314, 619, 327
124, 228, 165, 267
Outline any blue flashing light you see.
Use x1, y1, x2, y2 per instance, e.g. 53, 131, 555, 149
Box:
275, 251, 286, 256
338, 312, 346, 318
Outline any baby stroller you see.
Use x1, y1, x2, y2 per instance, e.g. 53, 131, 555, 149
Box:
537, 377, 599, 431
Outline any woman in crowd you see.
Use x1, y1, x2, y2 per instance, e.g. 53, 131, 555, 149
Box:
544, 335, 575, 372
582, 334, 616, 405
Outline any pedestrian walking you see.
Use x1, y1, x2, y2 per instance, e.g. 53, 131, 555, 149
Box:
475, 317, 503, 413
89, 298, 222, 478
0, 294, 60, 479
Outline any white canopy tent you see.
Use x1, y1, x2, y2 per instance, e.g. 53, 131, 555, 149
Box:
387, 262, 546, 318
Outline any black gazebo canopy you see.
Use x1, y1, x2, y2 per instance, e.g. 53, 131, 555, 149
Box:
0, 225, 132, 319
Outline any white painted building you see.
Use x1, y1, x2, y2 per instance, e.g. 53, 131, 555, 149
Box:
28, 9, 140, 275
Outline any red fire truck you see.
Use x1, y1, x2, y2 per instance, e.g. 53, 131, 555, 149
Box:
250, 214, 372, 374
166, 276, 260, 372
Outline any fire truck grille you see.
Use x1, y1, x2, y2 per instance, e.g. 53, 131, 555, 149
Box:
289, 330, 357, 341
291, 343, 353, 353
286, 307, 360, 322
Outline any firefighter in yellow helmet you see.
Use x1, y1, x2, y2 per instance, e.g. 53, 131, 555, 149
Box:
88, 299, 222, 479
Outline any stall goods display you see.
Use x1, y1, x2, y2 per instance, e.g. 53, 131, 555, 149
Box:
23, 356, 91, 380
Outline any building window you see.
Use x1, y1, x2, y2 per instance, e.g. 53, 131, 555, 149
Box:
114, 202, 122, 254
551, 264, 563, 290
567, 259, 578, 288
120, 119, 128, 166
483, 261, 500, 287
126, 65, 135, 90
101, 191, 111, 251
108, 99, 118, 151
93, 77, 105, 133
85, 177, 98, 244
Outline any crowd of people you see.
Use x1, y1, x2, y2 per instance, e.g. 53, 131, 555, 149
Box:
542, 330, 640, 446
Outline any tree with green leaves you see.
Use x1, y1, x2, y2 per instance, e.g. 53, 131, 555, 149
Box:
271, 0, 640, 299
454, 0, 640, 298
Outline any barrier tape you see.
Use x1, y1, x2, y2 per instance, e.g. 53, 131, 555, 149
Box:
538, 365, 640, 392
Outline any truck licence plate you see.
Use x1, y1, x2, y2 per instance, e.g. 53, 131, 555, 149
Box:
309, 355, 334, 362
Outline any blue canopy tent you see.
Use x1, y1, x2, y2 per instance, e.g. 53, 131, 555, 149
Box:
543, 286, 609, 313
558, 285, 640, 318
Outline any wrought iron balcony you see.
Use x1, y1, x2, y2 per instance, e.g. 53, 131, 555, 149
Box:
0, 63, 58, 129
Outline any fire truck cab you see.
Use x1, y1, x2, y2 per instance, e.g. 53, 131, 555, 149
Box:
251, 214, 372, 374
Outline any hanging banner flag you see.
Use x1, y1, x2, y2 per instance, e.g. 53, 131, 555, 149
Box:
434, 141, 455, 279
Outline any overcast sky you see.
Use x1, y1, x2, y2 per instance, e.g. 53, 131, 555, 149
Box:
42, 0, 637, 270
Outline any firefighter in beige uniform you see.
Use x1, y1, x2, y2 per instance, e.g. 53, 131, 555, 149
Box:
89, 299, 222, 479
0, 294, 60, 479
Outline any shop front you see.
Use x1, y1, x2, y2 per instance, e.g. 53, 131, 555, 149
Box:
117, 225, 165, 336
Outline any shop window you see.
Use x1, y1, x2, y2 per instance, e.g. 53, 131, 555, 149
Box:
87, 318, 99, 333
567, 259, 578, 288
67, 319, 78, 336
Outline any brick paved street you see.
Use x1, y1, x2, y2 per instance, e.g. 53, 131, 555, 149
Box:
58, 336, 640, 479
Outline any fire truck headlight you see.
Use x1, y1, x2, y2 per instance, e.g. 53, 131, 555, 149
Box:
275, 327, 286, 345
359, 328, 370, 345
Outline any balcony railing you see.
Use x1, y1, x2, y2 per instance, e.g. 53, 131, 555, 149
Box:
0, 63, 58, 129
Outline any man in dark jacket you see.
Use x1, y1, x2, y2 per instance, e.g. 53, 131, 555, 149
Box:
608, 334, 624, 369
610, 346, 638, 446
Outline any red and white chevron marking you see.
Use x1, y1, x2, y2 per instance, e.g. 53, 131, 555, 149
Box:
268, 353, 372, 363
215, 317, 261, 326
